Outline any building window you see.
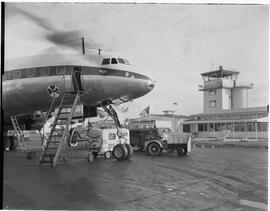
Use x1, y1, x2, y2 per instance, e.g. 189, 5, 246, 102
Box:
209, 100, 216, 108
183, 124, 190, 132
226, 123, 233, 130
247, 122, 255, 132
220, 123, 226, 130
239, 122, 246, 131
214, 123, 221, 131
234, 123, 239, 131
209, 90, 216, 95
257, 122, 268, 131
208, 123, 214, 131
198, 123, 207, 131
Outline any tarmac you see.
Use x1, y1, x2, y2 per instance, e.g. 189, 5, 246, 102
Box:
3, 144, 268, 210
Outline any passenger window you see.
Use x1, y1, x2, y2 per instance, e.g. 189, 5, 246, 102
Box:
102, 58, 110, 65
56, 66, 66, 74
27, 68, 35, 77
41, 67, 49, 76
13, 71, 21, 79
111, 58, 118, 64
5, 72, 13, 80
117, 58, 125, 64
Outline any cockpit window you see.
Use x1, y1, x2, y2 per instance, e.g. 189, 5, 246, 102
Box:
102, 58, 110, 65
117, 58, 125, 64
123, 59, 130, 65
111, 58, 118, 64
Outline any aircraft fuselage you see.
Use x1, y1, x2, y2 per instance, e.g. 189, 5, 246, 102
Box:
3, 54, 155, 124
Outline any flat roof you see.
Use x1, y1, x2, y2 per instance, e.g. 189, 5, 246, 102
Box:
201, 69, 239, 78
190, 106, 268, 117
183, 116, 268, 124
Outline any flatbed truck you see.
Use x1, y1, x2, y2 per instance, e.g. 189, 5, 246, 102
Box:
130, 128, 191, 156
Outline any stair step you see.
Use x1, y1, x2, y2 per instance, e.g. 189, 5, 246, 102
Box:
40, 160, 53, 164
54, 128, 64, 132
43, 153, 55, 157
49, 141, 60, 144
59, 112, 71, 115
58, 117, 69, 120
51, 134, 63, 137
61, 106, 73, 109
47, 147, 58, 150
65, 91, 77, 94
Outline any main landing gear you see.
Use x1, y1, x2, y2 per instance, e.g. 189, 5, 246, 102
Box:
112, 143, 133, 161
101, 101, 133, 161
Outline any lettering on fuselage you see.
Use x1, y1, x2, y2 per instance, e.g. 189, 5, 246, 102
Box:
3, 65, 150, 81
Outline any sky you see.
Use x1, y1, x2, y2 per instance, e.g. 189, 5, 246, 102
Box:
4, 3, 269, 117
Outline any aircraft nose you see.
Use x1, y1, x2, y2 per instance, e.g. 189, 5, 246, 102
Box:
146, 79, 155, 91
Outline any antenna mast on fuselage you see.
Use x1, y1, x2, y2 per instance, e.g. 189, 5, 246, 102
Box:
81, 36, 102, 55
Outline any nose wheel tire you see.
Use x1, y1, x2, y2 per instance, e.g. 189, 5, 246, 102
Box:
125, 144, 133, 160
147, 142, 162, 156
112, 144, 128, 161
177, 147, 186, 156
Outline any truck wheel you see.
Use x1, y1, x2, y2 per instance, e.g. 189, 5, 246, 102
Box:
148, 142, 161, 156
125, 144, 133, 160
27, 151, 36, 159
93, 152, 98, 160
10, 136, 19, 151
177, 147, 186, 156
88, 152, 95, 163
112, 144, 128, 161
4, 136, 11, 151
104, 151, 111, 159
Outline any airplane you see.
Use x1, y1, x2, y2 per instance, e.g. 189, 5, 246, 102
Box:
2, 52, 155, 162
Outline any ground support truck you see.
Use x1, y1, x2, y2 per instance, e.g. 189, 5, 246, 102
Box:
130, 128, 191, 156
70, 127, 132, 162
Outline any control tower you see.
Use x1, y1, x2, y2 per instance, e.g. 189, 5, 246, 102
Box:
199, 66, 253, 113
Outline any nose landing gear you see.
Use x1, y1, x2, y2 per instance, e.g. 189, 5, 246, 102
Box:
101, 101, 133, 161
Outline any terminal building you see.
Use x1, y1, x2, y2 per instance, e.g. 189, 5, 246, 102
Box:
182, 66, 268, 140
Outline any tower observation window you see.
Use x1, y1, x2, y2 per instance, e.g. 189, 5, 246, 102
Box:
209, 100, 216, 108
209, 90, 216, 95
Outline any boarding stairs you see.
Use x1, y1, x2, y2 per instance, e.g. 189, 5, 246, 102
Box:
39, 91, 82, 167
39, 96, 58, 150
10, 116, 28, 152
